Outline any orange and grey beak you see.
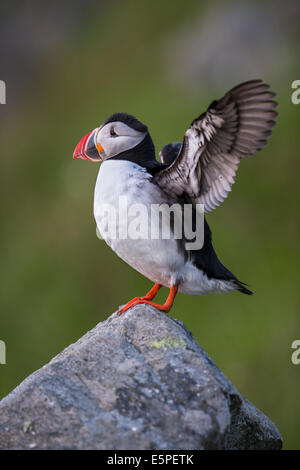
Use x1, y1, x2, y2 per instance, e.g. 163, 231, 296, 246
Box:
73, 129, 103, 161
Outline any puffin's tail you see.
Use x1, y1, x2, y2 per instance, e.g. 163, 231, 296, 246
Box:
235, 280, 253, 295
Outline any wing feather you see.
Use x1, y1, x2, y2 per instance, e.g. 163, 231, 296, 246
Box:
154, 80, 277, 212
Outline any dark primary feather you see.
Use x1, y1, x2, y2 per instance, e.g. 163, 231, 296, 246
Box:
180, 194, 253, 295
154, 80, 278, 213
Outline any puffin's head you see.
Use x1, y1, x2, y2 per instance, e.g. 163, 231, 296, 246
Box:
73, 113, 149, 162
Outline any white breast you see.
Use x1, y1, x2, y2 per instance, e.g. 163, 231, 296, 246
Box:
94, 160, 185, 287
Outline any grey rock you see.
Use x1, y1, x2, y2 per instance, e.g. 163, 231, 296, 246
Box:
0, 305, 282, 450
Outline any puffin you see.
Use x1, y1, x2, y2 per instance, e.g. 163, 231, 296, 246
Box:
73, 80, 277, 316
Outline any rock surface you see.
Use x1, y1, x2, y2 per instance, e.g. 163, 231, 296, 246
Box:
0, 305, 282, 450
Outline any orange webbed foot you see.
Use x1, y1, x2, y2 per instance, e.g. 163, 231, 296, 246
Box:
116, 285, 178, 316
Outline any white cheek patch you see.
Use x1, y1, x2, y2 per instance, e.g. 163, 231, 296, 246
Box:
96, 121, 146, 158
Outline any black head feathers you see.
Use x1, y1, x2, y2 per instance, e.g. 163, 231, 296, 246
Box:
102, 113, 148, 133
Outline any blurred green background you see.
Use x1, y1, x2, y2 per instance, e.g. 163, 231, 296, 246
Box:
0, 0, 299, 449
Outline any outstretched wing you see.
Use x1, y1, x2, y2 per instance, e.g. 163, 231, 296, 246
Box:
154, 80, 278, 212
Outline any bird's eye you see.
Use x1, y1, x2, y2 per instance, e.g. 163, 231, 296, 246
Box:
110, 127, 118, 137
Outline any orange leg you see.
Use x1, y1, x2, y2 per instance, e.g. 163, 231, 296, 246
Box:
117, 285, 178, 316
142, 283, 162, 300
